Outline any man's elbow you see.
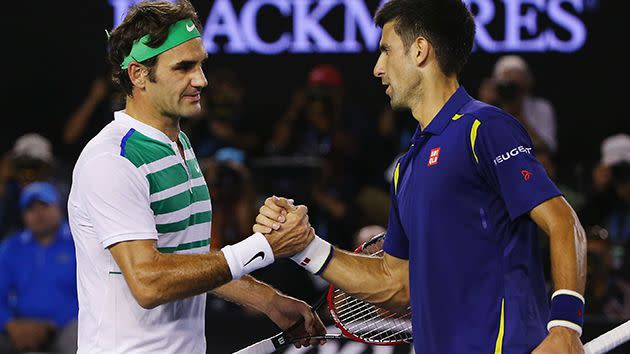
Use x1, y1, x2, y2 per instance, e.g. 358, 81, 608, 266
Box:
391, 285, 410, 310
127, 269, 164, 309
133, 288, 161, 309
379, 283, 410, 312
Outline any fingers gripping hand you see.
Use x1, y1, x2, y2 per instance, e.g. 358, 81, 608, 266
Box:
265, 205, 312, 258
252, 196, 295, 234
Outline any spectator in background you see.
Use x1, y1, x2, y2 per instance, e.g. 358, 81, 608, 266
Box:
267, 64, 360, 159
201, 147, 256, 250
184, 68, 259, 158
310, 143, 361, 252
0, 182, 78, 354
61, 73, 123, 163
478, 55, 557, 152
264, 64, 365, 250
0, 133, 66, 238
536, 145, 585, 212
582, 134, 630, 270
584, 232, 630, 322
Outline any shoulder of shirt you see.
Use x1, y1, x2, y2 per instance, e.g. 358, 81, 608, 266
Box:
74, 120, 138, 172
456, 99, 525, 132
0, 230, 31, 250
59, 222, 73, 242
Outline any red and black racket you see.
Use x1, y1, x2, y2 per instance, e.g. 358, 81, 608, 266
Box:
233, 232, 412, 354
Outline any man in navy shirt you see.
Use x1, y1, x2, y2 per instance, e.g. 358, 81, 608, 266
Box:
255, 0, 587, 352
0, 182, 78, 353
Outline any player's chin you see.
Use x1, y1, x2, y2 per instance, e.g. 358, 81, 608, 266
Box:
179, 103, 202, 118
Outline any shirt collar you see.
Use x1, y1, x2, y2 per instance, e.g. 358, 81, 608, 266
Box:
422, 86, 473, 136
114, 110, 174, 145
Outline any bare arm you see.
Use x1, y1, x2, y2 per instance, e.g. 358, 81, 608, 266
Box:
253, 197, 410, 311
212, 275, 278, 313
212, 275, 327, 344
108, 204, 312, 309
320, 249, 409, 311
109, 240, 232, 309
530, 195, 587, 294
63, 77, 109, 144
530, 196, 587, 352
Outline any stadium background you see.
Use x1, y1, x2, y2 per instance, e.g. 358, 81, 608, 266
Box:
1, 0, 629, 353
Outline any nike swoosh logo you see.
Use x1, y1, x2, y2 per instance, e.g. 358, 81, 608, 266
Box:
186, 24, 195, 32
244, 251, 265, 267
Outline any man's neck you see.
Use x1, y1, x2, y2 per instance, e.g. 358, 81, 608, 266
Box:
34, 229, 57, 247
125, 97, 181, 142
410, 73, 460, 130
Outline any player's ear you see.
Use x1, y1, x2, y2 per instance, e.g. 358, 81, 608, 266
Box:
128, 62, 148, 89
412, 36, 430, 67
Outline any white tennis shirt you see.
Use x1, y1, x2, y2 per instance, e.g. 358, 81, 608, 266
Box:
68, 111, 212, 353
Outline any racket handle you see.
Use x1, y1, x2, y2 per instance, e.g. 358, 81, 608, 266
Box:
232, 334, 280, 354
584, 320, 630, 354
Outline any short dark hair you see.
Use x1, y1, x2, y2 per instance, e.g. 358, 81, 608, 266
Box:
108, 0, 203, 96
374, 0, 476, 76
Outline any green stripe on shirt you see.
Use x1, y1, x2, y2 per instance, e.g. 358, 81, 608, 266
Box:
147, 164, 189, 194
150, 185, 210, 215
156, 211, 212, 234
185, 159, 204, 179
158, 238, 210, 253
123, 131, 175, 167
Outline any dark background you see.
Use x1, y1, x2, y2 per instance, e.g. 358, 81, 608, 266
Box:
1, 2, 628, 352
2, 0, 627, 172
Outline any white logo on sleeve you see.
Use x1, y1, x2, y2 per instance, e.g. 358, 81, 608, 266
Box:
186, 24, 195, 32
493, 145, 532, 165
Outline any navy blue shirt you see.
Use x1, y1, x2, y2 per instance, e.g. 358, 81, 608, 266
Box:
384, 87, 561, 353
0, 222, 78, 330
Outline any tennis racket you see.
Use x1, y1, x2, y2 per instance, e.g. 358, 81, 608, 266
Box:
233, 231, 412, 354
584, 319, 630, 354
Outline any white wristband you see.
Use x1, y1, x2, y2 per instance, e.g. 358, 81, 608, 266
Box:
547, 289, 585, 336
290, 235, 333, 274
547, 320, 583, 336
221, 233, 274, 279
551, 289, 585, 303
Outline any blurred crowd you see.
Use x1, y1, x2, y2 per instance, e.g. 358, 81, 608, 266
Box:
0, 55, 628, 352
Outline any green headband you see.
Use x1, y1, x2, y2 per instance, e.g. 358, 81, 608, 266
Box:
120, 18, 201, 69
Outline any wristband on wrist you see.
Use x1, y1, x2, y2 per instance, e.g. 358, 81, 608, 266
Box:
221, 232, 274, 279
547, 289, 585, 336
290, 235, 333, 275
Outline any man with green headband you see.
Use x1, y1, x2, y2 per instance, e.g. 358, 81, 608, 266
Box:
67, 1, 325, 353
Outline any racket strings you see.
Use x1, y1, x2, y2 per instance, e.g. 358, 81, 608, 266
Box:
326, 233, 412, 344
331, 288, 412, 343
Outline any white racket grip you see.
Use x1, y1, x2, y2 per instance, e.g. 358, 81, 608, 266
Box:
584, 320, 630, 354
233, 337, 276, 354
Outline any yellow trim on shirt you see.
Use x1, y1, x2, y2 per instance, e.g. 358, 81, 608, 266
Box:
470, 119, 481, 163
394, 163, 400, 194
452, 113, 464, 120
494, 298, 505, 354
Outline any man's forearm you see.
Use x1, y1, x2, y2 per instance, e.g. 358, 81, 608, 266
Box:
549, 211, 587, 293
530, 197, 587, 295
321, 249, 409, 310
212, 275, 278, 313
128, 251, 233, 308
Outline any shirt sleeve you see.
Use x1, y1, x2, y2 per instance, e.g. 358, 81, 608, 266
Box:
383, 176, 410, 260
472, 114, 562, 220
78, 153, 158, 248
0, 241, 13, 330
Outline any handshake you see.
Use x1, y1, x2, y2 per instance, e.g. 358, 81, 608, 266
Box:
221, 196, 333, 280
252, 196, 314, 258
